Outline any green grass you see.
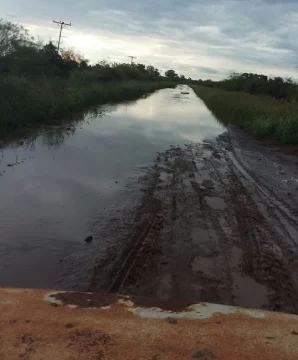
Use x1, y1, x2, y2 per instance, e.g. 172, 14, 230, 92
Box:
191, 85, 298, 144
0, 76, 175, 138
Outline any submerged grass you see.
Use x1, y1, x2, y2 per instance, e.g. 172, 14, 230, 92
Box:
191, 85, 298, 144
0, 76, 175, 138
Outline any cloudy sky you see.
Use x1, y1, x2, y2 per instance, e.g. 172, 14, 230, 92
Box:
2, 0, 298, 79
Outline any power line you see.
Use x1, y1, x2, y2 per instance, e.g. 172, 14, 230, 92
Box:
129, 56, 136, 65
53, 20, 71, 53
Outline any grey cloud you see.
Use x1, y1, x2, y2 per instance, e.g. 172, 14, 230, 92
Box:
198, 67, 228, 75
2, 0, 298, 79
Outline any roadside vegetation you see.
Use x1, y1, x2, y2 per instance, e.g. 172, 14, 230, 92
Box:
191, 85, 298, 144
0, 19, 178, 138
192, 73, 298, 144
193, 73, 298, 100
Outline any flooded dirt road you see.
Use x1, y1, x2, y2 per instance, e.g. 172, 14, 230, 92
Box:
0, 85, 223, 289
1, 85, 298, 314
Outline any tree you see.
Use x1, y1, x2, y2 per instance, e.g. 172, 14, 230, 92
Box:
165, 69, 178, 80
136, 63, 146, 71
0, 19, 32, 57
60, 48, 85, 64
146, 65, 155, 75
153, 68, 160, 76
80, 60, 89, 70
285, 77, 293, 84
146, 65, 160, 78
96, 59, 109, 67
59, 48, 89, 74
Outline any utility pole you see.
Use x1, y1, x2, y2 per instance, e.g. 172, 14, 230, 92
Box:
53, 20, 71, 53
129, 56, 136, 65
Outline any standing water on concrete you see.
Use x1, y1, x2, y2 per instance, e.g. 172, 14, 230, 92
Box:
0, 85, 224, 290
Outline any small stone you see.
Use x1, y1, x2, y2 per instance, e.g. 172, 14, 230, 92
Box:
167, 317, 177, 324
292, 330, 298, 335
87, 299, 94, 307
191, 349, 216, 359
65, 323, 74, 329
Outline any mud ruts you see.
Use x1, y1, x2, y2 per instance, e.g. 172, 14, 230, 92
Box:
92, 130, 298, 315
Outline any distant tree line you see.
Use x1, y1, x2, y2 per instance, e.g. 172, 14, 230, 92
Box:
193, 73, 298, 101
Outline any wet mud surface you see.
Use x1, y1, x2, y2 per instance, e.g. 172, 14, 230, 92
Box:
90, 128, 298, 314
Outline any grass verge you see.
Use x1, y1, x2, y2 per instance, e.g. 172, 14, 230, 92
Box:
191, 85, 298, 144
0, 77, 175, 138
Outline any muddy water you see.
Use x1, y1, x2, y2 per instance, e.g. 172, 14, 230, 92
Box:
0, 85, 224, 289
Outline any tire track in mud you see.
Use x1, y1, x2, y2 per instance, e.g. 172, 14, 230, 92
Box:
226, 137, 298, 237
218, 135, 298, 312
189, 154, 233, 304
226, 169, 298, 312
97, 134, 298, 314
86, 160, 162, 294
103, 158, 164, 295
108, 215, 163, 294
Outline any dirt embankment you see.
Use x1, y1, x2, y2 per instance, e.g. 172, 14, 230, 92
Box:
89, 128, 298, 314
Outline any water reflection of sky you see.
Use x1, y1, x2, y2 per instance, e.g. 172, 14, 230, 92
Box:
0, 85, 224, 289
84, 86, 223, 145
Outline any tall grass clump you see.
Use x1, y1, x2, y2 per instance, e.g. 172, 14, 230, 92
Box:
191, 86, 298, 144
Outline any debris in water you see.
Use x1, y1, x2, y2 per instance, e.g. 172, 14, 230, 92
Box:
84, 236, 93, 243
